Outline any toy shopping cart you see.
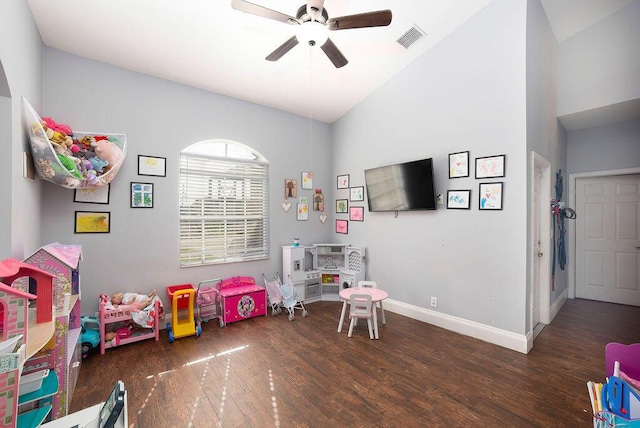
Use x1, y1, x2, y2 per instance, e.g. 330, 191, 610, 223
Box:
277, 274, 308, 321
196, 279, 221, 326
263, 274, 283, 316
166, 284, 201, 342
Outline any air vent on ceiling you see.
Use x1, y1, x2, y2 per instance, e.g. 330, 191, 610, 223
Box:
396, 25, 426, 49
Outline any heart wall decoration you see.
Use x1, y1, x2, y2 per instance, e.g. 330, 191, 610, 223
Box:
319, 212, 327, 223
475, 154, 506, 179
281, 200, 292, 212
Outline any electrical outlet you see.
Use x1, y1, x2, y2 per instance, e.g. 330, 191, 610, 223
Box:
430, 296, 438, 307
436, 194, 444, 204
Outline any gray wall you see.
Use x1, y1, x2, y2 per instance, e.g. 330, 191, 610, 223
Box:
41, 48, 333, 316
525, 0, 568, 310
0, 0, 44, 259
567, 118, 640, 175
557, 0, 640, 117
331, 0, 530, 335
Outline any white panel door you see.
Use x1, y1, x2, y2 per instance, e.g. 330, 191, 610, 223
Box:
532, 167, 541, 327
576, 174, 640, 305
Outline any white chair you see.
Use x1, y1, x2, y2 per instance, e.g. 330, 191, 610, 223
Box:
358, 280, 385, 324
348, 294, 374, 339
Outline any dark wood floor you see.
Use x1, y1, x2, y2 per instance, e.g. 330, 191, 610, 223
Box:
70, 298, 640, 427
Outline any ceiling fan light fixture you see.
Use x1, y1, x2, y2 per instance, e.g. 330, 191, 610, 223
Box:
296, 21, 328, 46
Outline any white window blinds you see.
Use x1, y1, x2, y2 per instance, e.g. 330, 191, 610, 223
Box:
179, 148, 269, 266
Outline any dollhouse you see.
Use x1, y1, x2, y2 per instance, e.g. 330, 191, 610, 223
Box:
22, 243, 83, 420
0, 258, 56, 428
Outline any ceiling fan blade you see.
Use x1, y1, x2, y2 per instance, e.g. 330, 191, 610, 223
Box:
266, 36, 300, 61
321, 38, 348, 68
327, 10, 392, 31
231, 0, 298, 25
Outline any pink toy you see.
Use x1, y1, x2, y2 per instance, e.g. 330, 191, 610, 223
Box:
93, 139, 124, 172
42, 116, 73, 135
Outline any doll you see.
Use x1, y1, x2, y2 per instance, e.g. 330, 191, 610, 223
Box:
111, 289, 157, 309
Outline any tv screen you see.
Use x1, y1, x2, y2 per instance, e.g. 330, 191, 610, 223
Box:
364, 158, 436, 212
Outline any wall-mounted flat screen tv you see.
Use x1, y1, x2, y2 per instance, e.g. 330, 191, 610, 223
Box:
364, 158, 436, 212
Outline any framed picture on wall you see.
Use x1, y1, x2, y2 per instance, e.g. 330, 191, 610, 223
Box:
130, 182, 154, 208
74, 211, 110, 233
479, 182, 503, 210
336, 199, 348, 213
350, 186, 364, 202
446, 190, 471, 209
336, 219, 348, 234
74, 184, 110, 204
449, 151, 470, 178
337, 174, 350, 189
301, 172, 313, 189
138, 155, 166, 177
349, 206, 364, 221
475, 154, 506, 179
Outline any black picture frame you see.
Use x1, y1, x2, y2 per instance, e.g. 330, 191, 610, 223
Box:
448, 151, 470, 178
479, 182, 504, 210
336, 199, 348, 213
350, 186, 364, 202
74, 211, 111, 234
73, 184, 110, 204
336, 219, 348, 234
446, 190, 471, 210
475, 154, 506, 179
337, 174, 350, 189
349, 206, 365, 221
130, 182, 154, 208
138, 155, 166, 177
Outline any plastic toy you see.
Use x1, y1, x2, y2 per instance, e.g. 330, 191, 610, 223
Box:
80, 316, 101, 358
166, 285, 201, 342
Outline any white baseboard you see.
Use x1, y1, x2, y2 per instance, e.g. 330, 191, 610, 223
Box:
383, 299, 530, 354
550, 289, 568, 322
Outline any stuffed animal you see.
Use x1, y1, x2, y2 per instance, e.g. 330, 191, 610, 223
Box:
93, 139, 123, 172
56, 154, 83, 179
89, 157, 108, 173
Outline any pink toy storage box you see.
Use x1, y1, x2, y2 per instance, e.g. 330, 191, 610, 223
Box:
218, 276, 266, 326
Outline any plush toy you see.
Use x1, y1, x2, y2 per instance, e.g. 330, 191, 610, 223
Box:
56, 154, 83, 179
111, 290, 157, 310
42, 116, 72, 136
93, 139, 123, 172
89, 157, 108, 173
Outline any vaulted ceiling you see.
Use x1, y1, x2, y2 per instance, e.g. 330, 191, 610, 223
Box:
27, 0, 635, 125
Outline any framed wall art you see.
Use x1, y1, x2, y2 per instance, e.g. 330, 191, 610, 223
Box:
74, 211, 110, 233
301, 172, 313, 189
350, 186, 364, 202
449, 151, 469, 178
475, 154, 506, 179
131, 182, 154, 208
285, 179, 297, 198
349, 206, 364, 221
336, 219, 348, 234
74, 184, 110, 204
446, 189, 471, 209
336, 199, 348, 213
138, 155, 166, 177
313, 189, 324, 211
337, 174, 350, 189
297, 203, 309, 220
479, 182, 503, 210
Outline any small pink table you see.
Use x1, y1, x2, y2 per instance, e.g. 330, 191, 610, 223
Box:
337, 287, 388, 339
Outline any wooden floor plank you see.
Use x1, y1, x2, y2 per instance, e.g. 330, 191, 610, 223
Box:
70, 298, 640, 427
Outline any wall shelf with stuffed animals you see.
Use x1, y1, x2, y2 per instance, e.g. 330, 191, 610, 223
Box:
22, 97, 127, 189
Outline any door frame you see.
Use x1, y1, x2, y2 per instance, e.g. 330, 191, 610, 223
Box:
568, 167, 640, 298
530, 152, 551, 327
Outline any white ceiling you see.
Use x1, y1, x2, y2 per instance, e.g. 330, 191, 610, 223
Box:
27, 0, 634, 125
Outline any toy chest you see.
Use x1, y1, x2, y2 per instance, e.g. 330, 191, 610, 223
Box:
167, 283, 194, 311
218, 276, 267, 325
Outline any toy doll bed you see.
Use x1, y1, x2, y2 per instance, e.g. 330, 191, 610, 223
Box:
22, 97, 127, 189
99, 297, 163, 355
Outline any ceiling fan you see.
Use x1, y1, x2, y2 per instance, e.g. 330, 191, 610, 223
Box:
231, 0, 392, 68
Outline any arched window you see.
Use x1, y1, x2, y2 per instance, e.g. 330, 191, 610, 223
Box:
179, 140, 269, 266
